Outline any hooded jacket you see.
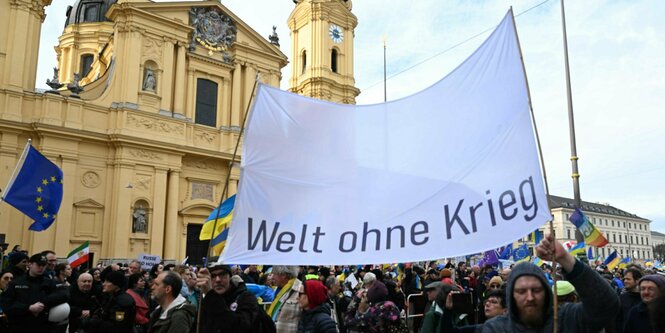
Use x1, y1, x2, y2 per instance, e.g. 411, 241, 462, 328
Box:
482, 259, 620, 333
147, 294, 196, 333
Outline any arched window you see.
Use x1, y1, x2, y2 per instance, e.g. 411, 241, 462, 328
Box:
301, 50, 307, 74
331, 49, 338, 73
195, 78, 218, 127
80, 54, 94, 77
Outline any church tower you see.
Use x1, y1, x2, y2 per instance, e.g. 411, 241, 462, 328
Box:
288, 0, 359, 104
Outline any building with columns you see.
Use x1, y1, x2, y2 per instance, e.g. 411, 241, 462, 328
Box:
0, 0, 292, 264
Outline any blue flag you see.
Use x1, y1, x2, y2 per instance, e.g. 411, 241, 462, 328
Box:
512, 244, 530, 261
587, 247, 593, 259
499, 244, 513, 260
479, 250, 500, 267
2, 144, 63, 231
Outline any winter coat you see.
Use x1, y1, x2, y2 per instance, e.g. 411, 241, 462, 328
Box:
147, 295, 196, 333
623, 302, 654, 333
0, 273, 69, 332
200, 283, 262, 333
482, 260, 620, 333
298, 302, 337, 333
616, 290, 641, 333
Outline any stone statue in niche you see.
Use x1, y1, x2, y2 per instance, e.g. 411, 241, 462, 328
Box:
143, 69, 156, 91
132, 206, 148, 233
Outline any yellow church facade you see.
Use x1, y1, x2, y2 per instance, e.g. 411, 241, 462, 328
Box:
0, 0, 358, 264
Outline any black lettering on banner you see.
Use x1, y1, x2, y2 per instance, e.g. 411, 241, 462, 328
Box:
444, 175, 540, 240
339, 231, 357, 252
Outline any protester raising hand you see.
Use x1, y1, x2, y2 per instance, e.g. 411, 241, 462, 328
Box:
196, 267, 212, 294
535, 233, 576, 272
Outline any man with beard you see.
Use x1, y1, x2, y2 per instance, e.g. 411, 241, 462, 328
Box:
616, 267, 642, 332
482, 234, 620, 332
197, 264, 273, 333
69, 272, 102, 333
623, 274, 665, 333
148, 271, 196, 333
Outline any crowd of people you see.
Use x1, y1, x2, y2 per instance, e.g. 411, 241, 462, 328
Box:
0, 235, 662, 333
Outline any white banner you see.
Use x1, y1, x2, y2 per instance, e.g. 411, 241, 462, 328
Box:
221, 10, 549, 265
137, 253, 161, 271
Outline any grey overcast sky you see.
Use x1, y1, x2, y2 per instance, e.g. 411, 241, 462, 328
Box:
37, 0, 665, 233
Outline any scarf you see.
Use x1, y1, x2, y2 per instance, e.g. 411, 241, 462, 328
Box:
267, 278, 295, 321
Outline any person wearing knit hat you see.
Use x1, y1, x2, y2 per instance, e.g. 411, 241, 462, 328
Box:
297, 279, 337, 333
624, 274, 665, 333
7, 251, 28, 278
81, 269, 136, 331
553, 280, 577, 304
488, 276, 503, 291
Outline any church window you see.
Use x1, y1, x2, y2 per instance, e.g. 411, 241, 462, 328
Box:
301, 50, 307, 74
331, 49, 338, 73
80, 54, 94, 78
195, 79, 218, 127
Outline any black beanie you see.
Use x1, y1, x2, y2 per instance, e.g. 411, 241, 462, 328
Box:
9, 252, 28, 266
104, 270, 126, 288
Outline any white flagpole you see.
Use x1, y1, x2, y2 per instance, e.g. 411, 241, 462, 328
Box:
1, 139, 32, 200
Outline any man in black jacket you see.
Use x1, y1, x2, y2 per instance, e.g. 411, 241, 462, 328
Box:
81, 270, 136, 333
69, 272, 102, 333
0, 253, 69, 332
616, 267, 642, 332
198, 264, 274, 333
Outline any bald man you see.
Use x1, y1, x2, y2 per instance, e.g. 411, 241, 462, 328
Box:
69, 272, 102, 333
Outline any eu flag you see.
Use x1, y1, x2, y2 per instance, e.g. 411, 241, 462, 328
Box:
512, 244, 530, 261
2, 144, 63, 231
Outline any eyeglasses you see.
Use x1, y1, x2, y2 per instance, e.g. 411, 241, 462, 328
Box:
489, 284, 501, 289
485, 299, 500, 305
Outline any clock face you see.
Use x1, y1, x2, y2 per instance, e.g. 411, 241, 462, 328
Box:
329, 24, 344, 43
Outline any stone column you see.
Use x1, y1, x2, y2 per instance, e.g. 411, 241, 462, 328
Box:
163, 169, 180, 259
150, 168, 168, 254
230, 62, 242, 128
173, 43, 187, 116
160, 40, 175, 113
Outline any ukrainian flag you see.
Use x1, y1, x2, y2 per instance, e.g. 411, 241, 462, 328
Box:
199, 194, 235, 241
604, 250, 621, 270
568, 242, 585, 256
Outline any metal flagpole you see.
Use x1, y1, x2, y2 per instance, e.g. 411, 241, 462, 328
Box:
508, 8, 558, 332
204, 73, 261, 259
196, 74, 261, 333
560, 0, 588, 264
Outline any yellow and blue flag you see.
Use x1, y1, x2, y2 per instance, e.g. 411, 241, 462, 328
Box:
604, 250, 621, 270
568, 241, 585, 256
200, 194, 235, 241
2, 143, 63, 231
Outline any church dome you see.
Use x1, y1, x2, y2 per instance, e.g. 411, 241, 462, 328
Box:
65, 0, 117, 27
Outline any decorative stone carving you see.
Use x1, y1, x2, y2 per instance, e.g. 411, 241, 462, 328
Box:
269, 26, 280, 47
126, 114, 184, 135
134, 176, 152, 191
46, 67, 64, 91
132, 206, 148, 233
191, 182, 214, 201
67, 73, 84, 95
142, 68, 156, 91
183, 160, 220, 171
128, 149, 162, 161
142, 37, 163, 61
195, 131, 216, 143
81, 171, 101, 188
189, 7, 236, 58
